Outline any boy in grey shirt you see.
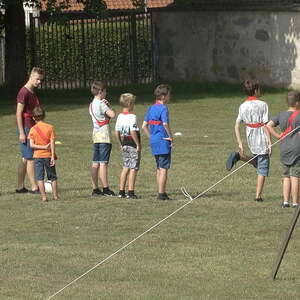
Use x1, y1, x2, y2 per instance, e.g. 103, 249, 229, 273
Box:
267, 91, 300, 208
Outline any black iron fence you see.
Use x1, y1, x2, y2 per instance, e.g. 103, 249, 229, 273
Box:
27, 11, 156, 89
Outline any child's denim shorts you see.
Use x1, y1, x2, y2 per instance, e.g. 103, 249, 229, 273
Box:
17, 127, 34, 160
155, 153, 171, 169
35, 158, 57, 181
255, 154, 270, 177
93, 143, 112, 163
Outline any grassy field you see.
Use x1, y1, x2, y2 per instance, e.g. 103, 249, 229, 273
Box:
1, 83, 300, 299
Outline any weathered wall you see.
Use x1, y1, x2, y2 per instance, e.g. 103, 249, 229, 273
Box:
152, 10, 300, 88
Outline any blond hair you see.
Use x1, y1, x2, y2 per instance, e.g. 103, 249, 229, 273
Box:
119, 93, 136, 108
30, 67, 44, 77
91, 81, 106, 96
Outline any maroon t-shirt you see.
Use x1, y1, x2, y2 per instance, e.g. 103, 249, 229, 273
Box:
16, 87, 40, 128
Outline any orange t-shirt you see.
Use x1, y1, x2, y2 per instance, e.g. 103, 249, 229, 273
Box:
28, 121, 56, 158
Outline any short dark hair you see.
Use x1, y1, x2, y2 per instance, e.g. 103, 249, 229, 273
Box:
154, 84, 171, 100
243, 79, 260, 96
32, 106, 45, 121
286, 91, 300, 107
91, 81, 106, 96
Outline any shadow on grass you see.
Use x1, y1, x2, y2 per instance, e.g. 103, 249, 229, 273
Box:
0, 81, 289, 117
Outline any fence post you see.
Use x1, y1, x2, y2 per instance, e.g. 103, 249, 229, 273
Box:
80, 18, 87, 88
29, 13, 37, 70
151, 13, 160, 85
129, 13, 138, 83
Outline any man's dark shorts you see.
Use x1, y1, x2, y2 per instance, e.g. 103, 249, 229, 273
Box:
17, 127, 34, 160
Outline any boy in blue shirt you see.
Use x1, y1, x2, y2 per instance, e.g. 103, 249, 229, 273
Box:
142, 84, 173, 200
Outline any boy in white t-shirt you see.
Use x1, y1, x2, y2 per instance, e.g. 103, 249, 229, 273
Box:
89, 81, 116, 197
115, 93, 141, 199
226, 79, 271, 202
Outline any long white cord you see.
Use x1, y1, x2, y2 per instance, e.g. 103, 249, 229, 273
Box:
46, 124, 300, 300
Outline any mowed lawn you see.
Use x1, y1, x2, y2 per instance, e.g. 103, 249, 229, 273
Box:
1, 83, 300, 299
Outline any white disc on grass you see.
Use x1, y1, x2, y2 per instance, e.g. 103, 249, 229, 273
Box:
174, 132, 182, 136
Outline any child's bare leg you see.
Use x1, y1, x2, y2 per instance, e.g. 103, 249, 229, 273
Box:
256, 174, 266, 199
99, 163, 108, 188
128, 169, 138, 191
290, 176, 299, 205
157, 168, 168, 194
282, 177, 291, 203
17, 158, 27, 189
37, 180, 47, 201
239, 152, 256, 167
27, 160, 38, 191
51, 180, 59, 200
91, 163, 100, 189
119, 168, 129, 191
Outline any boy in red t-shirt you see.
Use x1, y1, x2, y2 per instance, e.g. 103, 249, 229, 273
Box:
16, 67, 44, 194
28, 106, 59, 202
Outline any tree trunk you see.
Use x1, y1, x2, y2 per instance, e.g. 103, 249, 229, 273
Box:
5, 0, 26, 96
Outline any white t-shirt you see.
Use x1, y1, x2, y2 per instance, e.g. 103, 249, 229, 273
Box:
115, 112, 140, 147
236, 99, 269, 155
89, 98, 111, 143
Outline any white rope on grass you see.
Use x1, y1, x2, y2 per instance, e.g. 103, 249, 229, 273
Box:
46, 124, 300, 300
181, 124, 300, 200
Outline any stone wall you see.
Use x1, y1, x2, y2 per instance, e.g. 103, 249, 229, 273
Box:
152, 10, 300, 88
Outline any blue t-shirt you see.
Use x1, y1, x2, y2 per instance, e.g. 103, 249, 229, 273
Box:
144, 103, 171, 155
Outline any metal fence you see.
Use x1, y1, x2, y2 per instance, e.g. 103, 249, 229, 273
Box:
27, 11, 156, 89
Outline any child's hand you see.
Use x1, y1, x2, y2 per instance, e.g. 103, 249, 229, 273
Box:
50, 157, 55, 166
163, 137, 173, 142
238, 144, 244, 155
102, 99, 110, 106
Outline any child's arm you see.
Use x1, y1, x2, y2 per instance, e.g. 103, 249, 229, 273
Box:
130, 130, 141, 152
29, 139, 50, 150
234, 122, 244, 154
142, 121, 150, 138
115, 131, 123, 150
163, 122, 173, 141
50, 138, 55, 166
266, 120, 281, 139
263, 125, 272, 156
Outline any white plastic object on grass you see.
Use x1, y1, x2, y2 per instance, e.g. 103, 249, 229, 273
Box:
44, 180, 52, 193
174, 132, 182, 136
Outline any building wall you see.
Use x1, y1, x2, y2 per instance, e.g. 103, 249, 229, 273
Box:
152, 10, 300, 88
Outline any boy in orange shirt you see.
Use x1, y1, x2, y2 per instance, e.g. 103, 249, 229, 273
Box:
28, 106, 59, 201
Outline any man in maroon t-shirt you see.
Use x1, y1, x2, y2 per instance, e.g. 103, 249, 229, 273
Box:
16, 67, 44, 193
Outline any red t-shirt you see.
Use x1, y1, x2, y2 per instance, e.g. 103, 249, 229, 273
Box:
16, 87, 40, 128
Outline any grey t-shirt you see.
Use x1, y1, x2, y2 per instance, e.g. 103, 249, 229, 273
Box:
271, 111, 300, 165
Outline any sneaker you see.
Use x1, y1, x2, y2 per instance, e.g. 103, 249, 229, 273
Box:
255, 198, 264, 202
29, 189, 40, 194
16, 187, 28, 193
157, 193, 171, 200
292, 203, 299, 208
281, 202, 290, 208
92, 188, 103, 197
126, 194, 138, 199
226, 152, 240, 171
103, 189, 116, 196
118, 192, 126, 198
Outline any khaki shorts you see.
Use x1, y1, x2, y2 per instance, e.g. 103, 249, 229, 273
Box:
122, 145, 140, 170
282, 158, 300, 177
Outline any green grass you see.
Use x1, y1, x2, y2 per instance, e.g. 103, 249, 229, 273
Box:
1, 82, 300, 299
